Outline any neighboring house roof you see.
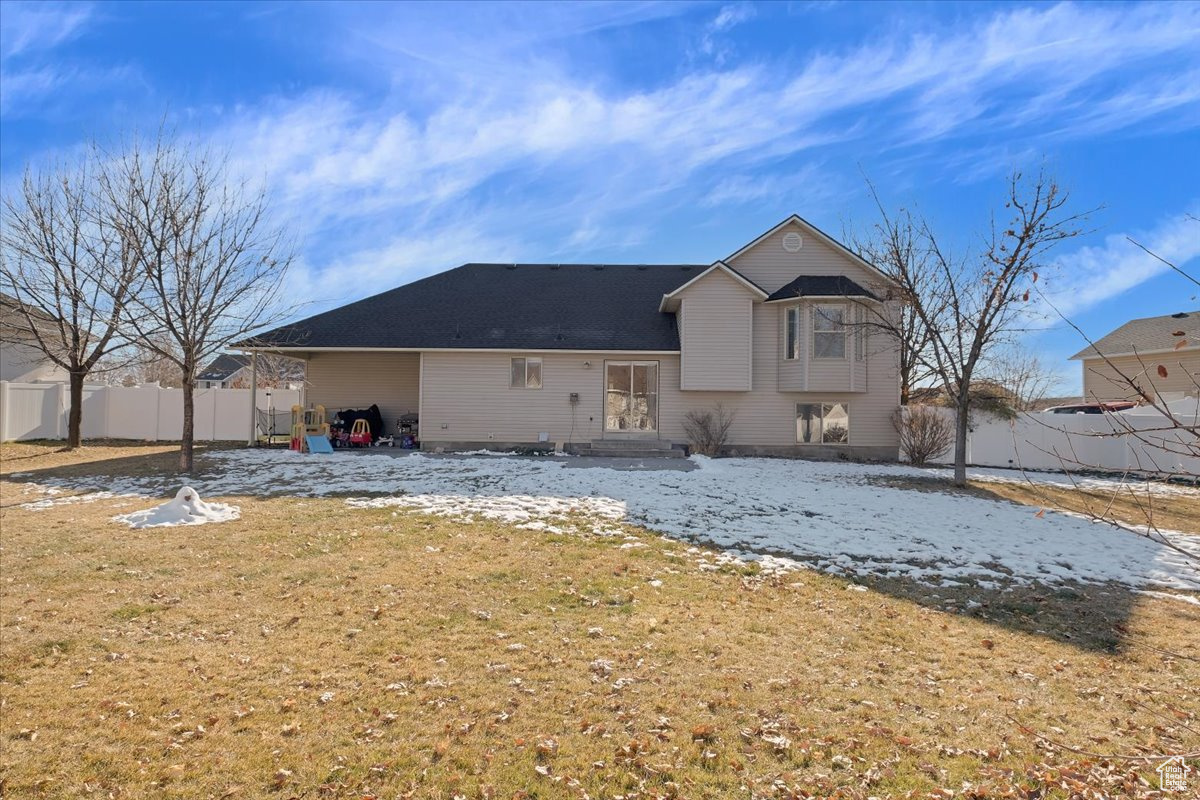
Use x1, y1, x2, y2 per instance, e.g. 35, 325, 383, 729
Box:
244, 263, 707, 352
1070, 310, 1200, 360
0, 292, 61, 341
764, 275, 879, 303
197, 354, 251, 382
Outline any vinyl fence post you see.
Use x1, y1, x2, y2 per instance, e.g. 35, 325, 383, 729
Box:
247, 352, 258, 446
0, 381, 9, 442
57, 381, 67, 440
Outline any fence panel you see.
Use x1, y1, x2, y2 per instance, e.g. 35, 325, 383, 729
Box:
0, 383, 61, 440
909, 404, 1198, 477
1, 382, 305, 442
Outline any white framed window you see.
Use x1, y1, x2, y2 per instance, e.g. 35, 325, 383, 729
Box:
813, 304, 846, 359
509, 357, 542, 389
796, 402, 850, 444
785, 306, 802, 360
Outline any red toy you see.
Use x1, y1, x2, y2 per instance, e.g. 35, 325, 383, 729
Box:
348, 418, 372, 447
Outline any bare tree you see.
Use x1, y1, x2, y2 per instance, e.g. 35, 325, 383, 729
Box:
866, 169, 1090, 486
101, 337, 184, 387
0, 150, 142, 448
980, 344, 1058, 412
1028, 223, 1199, 552
113, 133, 295, 472
226, 353, 305, 390
844, 187, 938, 405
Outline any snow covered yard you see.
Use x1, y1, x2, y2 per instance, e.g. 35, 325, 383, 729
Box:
11, 448, 1199, 592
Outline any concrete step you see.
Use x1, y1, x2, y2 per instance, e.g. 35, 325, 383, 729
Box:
576, 445, 688, 459
587, 438, 678, 451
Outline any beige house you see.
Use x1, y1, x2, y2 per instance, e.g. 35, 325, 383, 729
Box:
1071, 310, 1199, 402
243, 217, 903, 458
0, 293, 69, 383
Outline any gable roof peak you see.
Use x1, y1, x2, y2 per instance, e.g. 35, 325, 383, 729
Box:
725, 214, 895, 287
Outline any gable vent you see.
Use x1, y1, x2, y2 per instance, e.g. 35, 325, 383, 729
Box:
782, 232, 804, 252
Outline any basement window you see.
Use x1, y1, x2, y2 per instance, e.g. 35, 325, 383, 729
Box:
510, 357, 543, 389
796, 402, 850, 444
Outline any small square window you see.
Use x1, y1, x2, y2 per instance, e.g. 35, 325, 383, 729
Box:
510, 357, 543, 389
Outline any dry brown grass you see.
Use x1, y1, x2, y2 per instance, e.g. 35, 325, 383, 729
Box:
1, 446, 1198, 798
0, 440, 237, 481
972, 480, 1200, 536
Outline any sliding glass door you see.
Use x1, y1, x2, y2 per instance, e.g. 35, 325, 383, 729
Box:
604, 361, 658, 432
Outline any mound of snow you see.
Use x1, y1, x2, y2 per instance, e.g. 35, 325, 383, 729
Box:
113, 487, 239, 529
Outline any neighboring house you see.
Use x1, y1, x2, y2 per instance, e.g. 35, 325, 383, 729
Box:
197, 354, 253, 389
196, 353, 304, 390
241, 216, 903, 458
1071, 311, 1200, 402
0, 293, 69, 383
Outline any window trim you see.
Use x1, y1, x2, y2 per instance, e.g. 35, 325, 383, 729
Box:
795, 401, 851, 445
784, 306, 802, 361
509, 356, 543, 389
812, 303, 847, 360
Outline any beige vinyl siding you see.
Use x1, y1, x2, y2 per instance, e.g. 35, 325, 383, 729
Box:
305, 352, 420, 427
727, 222, 884, 295
0, 339, 68, 382
678, 270, 753, 391
420, 344, 900, 449
420, 351, 610, 445
1082, 351, 1200, 400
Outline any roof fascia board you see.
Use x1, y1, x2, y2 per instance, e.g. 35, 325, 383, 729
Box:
764, 294, 883, 305
237, 346, 682, 355
1071, 345, 1199, 361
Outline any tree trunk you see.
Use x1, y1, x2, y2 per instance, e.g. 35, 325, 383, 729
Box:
180, 380, 195, 473
953, 394, 970, 487
67, 370, 85, 449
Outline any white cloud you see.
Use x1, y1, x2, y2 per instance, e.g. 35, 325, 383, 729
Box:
1047, 207, 1200, 316
91, 1, 1197, 316
0, 2, 92, 60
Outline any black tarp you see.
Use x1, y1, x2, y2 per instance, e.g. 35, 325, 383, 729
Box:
333, 404, 386, 441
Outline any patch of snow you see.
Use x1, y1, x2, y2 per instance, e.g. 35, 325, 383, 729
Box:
112, 487, 239, 529
11, 449, 1199, 591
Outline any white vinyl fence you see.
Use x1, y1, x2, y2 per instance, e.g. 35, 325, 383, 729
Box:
913, 400, 1200, 477
0, 381, 301, 442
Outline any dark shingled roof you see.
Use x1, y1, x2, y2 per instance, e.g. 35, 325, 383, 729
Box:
198, 353, 251, 381
246, 263, 708, 351
1071, 310, 1200, 360
765, 275, 878, 302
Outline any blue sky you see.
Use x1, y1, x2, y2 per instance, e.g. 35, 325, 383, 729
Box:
2, 0, 1197, 392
